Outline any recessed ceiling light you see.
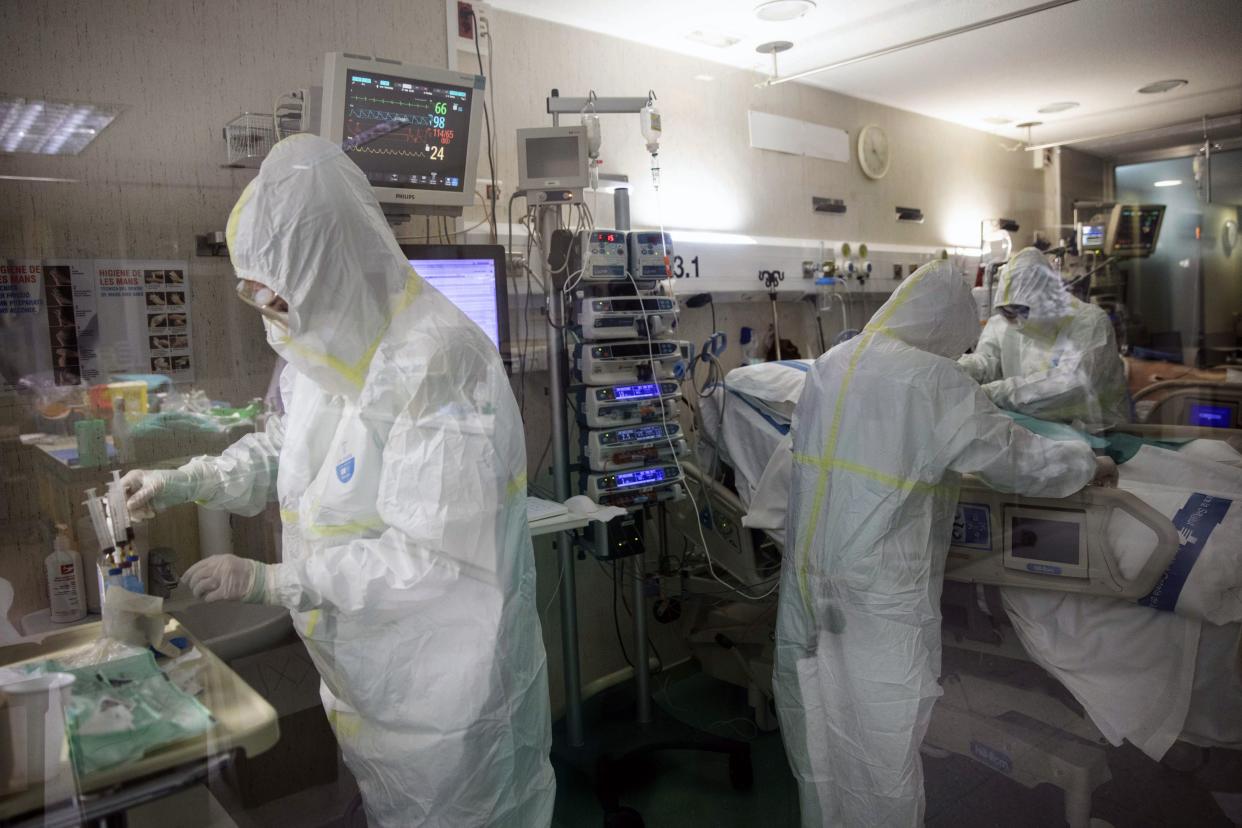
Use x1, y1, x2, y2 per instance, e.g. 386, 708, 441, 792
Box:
693, 74, 716, 82
983, 116, 1013, 125
1153, 179, 1182, 187
1037, 101, 1079, 114
1138, 79, 1188, 94
754, 0, 816, 21
0, 96, 119, 155
685, 30, 742, 49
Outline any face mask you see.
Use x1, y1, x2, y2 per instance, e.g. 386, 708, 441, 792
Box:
262, 315, 290, 347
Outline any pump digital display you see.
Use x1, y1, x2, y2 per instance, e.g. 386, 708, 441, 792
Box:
613, 383, 660, 400
613, 425, 666, 443
615, 468, 667, 488
593, 231, 621, 243
1189, 402, 1235, 428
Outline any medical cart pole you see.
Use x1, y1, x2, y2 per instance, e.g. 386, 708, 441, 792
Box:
540, 187, 586, 747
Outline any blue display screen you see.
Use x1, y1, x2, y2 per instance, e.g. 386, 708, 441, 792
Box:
615, 425, 664, 442
614, 383, 660, 400
1189, 403, 1234, 428
615, 468, 667, 488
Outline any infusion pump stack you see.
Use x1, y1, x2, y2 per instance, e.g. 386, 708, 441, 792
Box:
520, 125, 689, 518
559, 227, 690, 514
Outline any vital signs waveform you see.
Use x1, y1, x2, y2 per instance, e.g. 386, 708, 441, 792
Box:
345, 118, 455, 149
347, 106, 443, 128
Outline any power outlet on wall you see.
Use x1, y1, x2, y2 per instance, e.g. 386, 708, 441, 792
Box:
457, 1, 476, 39
454, 1, 490, 53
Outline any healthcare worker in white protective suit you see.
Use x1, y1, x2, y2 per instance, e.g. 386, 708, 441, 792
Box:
959, 247, 1130, 430
774, 260, 1117, 827
121, 135, 556, 827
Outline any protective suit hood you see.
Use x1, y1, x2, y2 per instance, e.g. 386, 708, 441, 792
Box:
866, 260, 979, 359
993, 247, 1073, 324
227, 134, 418, 397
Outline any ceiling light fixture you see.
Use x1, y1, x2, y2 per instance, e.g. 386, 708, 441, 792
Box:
754, 0, 816, 21
756, 40, 794, 80
685, 30, 742, 49
1037, 101, 1079, 113
0, 96, 119, 155
1138, 79, 1188, 94
1153, 179, 1182, 187
758, 0, 1079, 87
693, 74, 716, 82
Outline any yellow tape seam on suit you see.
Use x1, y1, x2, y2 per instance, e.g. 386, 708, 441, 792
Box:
283, 275, 423, 390
791, 267, 934, 619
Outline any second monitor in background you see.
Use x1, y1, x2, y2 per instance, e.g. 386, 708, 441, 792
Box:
403, 244, 510, 365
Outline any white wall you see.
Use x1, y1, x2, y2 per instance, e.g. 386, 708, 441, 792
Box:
461, 9, 1048, 251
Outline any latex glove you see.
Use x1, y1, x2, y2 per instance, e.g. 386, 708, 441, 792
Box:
181, 555, 268, 603
122, 468, 198, 521
1091, 456, 1119, 488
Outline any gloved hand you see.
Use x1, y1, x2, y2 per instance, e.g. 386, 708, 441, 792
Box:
1091, 456, 1119, 488
122, 468, 199, 521
182, 555, 268, 603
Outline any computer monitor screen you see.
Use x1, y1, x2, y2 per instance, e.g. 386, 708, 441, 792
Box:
342, 69, 473, 194
402, 245, 509, 359
1106, 204, 1165, 257
320, 53, 484, 211
1079, 224, 1105, 252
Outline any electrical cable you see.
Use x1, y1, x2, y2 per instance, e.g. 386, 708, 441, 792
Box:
626, 177, 779, 601
470, 10, 498, 244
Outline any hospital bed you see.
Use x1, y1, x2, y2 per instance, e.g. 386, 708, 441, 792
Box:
669, 360, 1242, 827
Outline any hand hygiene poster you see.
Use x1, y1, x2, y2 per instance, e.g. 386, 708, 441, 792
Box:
0, 259, 193, 392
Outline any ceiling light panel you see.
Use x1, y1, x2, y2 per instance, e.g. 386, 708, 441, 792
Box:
1138, 79, 1188, 94
754, 0, 816, 22
0, 96, 119, 155
1037, 101, 1079, 113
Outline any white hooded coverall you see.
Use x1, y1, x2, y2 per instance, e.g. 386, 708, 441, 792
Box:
774, 261, 1098, 827
959, 247, 1130, 430
186, 135, 556, 826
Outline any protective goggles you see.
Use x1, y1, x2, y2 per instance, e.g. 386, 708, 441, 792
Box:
236, 280, 290, 328
997, 304, 1030, 322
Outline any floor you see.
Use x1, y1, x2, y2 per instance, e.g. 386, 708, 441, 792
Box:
126, 664, 1237, 827
551, 666, 1237, 828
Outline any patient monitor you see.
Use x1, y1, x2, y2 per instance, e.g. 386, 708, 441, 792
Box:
947, 480, 1180, 600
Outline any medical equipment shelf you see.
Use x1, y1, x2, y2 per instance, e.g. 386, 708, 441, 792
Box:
0, 618, 279, 825
222, 113, 276, 168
